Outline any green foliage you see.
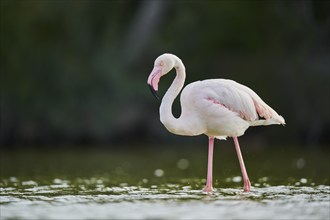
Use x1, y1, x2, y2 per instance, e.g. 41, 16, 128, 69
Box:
0, 0, 329, 147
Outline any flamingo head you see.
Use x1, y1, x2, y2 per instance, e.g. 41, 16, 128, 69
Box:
147, 54, 176, 99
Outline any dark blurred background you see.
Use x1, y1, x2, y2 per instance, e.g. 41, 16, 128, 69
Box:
1, 0, 329, 150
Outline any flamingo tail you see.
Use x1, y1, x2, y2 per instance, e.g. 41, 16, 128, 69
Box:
250, 115, 285, 126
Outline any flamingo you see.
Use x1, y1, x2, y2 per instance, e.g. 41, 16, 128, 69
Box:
147, 53, 285, 193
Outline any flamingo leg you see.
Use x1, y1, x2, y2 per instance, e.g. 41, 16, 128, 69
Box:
203, 137, 214, 193
233, 136, 251, 192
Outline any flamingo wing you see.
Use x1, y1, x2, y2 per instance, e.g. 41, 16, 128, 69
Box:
202, 79, 258, 121
223, 79, 285, 125
185, 79, 285, 125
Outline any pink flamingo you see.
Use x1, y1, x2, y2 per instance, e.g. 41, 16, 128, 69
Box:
147, 53, 285, 193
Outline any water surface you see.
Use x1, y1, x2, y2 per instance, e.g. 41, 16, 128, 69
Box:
1, 147, 329, 219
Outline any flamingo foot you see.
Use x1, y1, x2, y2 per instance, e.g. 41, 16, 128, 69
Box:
203, 184, 213, 193
243, 178, 251, 192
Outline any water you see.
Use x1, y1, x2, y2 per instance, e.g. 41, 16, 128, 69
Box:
1, 180, 329, 219
1, 147, 329, 219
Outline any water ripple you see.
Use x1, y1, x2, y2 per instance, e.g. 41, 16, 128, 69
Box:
1, 181, 329, 220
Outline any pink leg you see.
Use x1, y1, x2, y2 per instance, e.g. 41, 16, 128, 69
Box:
203, 137, 214, 193
233, 136, 251, 192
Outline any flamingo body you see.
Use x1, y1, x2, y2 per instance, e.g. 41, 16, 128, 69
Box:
147, 53, 285, 193
177, 79, 284, 139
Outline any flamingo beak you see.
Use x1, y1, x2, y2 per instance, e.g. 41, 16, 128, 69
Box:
147, 66, 162, 100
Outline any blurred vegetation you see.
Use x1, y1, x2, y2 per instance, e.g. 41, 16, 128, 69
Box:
0, 0, 329, 149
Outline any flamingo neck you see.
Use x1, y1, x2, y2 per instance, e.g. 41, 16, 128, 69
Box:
159, 58, 186, 134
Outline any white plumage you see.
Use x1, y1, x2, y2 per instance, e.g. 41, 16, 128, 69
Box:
147, 53, 285, 192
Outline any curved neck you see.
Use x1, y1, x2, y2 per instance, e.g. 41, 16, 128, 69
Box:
159, 58, 186, 134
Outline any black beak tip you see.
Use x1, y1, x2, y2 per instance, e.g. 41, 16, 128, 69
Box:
148, 84, 160, 100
